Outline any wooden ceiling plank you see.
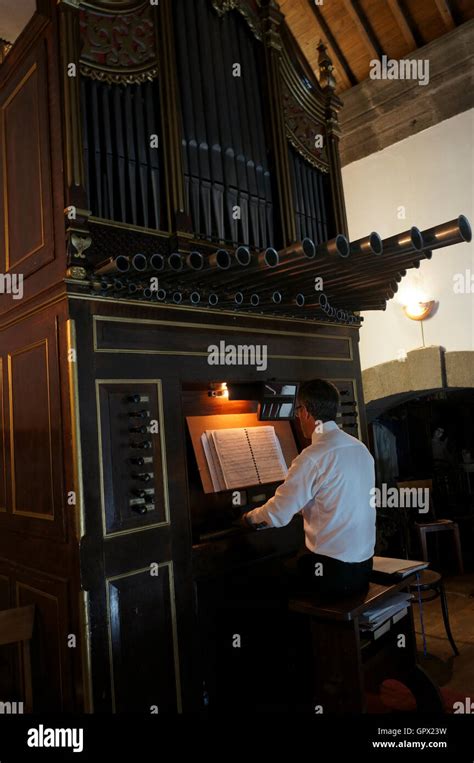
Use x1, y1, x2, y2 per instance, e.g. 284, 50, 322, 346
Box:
434, 0, 456, 29
307, 0, 358, 86
342, 0, 384, 59
386, 0, 418, 48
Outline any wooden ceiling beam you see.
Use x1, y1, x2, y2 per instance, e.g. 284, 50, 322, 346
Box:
342, 0, 384, 59
306, 0, 358, 87
386, 0, 417, 49
434, 0, 456, 30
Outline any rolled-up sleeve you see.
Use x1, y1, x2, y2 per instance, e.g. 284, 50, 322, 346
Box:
245, 452, 317, 529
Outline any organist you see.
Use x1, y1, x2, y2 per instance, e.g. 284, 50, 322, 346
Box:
242, 379, 376, 598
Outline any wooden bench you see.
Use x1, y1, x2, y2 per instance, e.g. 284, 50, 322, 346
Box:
289, 575, 443, 713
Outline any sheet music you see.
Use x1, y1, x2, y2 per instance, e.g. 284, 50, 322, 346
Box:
210, 429, 259, 490
245, 427, 288, 484
201, 426, 288, 491
201, 433, 226, 491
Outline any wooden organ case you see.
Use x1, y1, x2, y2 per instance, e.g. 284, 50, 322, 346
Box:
0, 0, 374, 714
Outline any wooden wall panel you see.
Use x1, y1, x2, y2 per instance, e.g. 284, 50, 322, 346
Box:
0, 570, 16, 701
15, 573, 72, 712
0, 42, 54, 277
0, 571, 11, 608
106, 564, 181, 713
0, 358, 5, 513
9, 340, 55, 519
93, 315, 354, 362
0, 3, 65, 319
0, 562, 75, 712
0, 309, 66, 540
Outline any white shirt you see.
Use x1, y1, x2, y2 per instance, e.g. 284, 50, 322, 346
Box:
245, 421, 376, 563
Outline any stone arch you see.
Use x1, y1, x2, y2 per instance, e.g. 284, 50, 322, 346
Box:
362, 347, 474, 422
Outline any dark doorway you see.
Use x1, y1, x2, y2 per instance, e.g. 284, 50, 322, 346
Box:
368, 388, 474, 570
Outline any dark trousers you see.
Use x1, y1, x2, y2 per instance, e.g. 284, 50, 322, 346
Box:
286, 547, 373, 600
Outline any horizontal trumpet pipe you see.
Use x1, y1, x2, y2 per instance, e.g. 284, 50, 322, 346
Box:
131, 253, 148, 272
149, 253, 165, 272
213, 247, 280, 289
380, 227, 423, 257
167, 249, 235, 288
246, 239, 350, 293
227, 236, 348, 291
94, 255, 131, 276
349, 232, 383, 256
420, 215, 471, 251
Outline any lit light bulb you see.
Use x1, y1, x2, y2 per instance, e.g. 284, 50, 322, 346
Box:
208, 383, 229, 398
403, 300, 435, 321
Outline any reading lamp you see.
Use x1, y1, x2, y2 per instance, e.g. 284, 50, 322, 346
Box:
207, 382, 229, 398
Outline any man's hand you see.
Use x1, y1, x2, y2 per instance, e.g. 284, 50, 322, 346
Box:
239, 512, 270, 530
239, 512, 254, 529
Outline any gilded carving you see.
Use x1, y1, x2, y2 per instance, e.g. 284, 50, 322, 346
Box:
79, 2, 159, 84
70, 233, 92, 259
211, 0, 263, 41
281, 82, 329, 172
66, 266, 88, 281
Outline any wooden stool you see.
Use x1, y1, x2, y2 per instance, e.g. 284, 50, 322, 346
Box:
0, 605, 35, 712
409, 570, 459, 656
411, 520, 463, 656
289, 576, 443, 714
415, 520, 464, 574
396, 479, 463, 656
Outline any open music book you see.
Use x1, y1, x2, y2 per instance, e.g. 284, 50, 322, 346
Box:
201, 426, 288, 492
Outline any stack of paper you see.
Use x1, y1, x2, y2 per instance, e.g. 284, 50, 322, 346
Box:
201, 426, 288, 492
372, 556, 429, 579
360, 592, 413, 633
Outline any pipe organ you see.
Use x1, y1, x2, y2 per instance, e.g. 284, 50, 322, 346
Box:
81, 78, 164, 229
174, 0, 275, 249
0, 0, 470, 715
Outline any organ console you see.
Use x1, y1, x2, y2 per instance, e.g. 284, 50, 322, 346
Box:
0, 0, 470, 716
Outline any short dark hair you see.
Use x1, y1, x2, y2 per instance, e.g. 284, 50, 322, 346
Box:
298, 379, 340, 422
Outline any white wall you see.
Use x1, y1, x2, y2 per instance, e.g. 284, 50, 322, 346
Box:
0, 0, 36, 44
342, 110, 474, 370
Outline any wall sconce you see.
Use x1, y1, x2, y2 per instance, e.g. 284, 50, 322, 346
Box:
403, 300, 435, 321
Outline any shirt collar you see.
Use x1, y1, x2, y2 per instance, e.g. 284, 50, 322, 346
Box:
311, 420, 339, 443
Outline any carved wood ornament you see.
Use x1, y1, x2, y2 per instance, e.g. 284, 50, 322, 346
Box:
211, 0, 263, 40
282, 81, 329, 173
79, 1, 159, 84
